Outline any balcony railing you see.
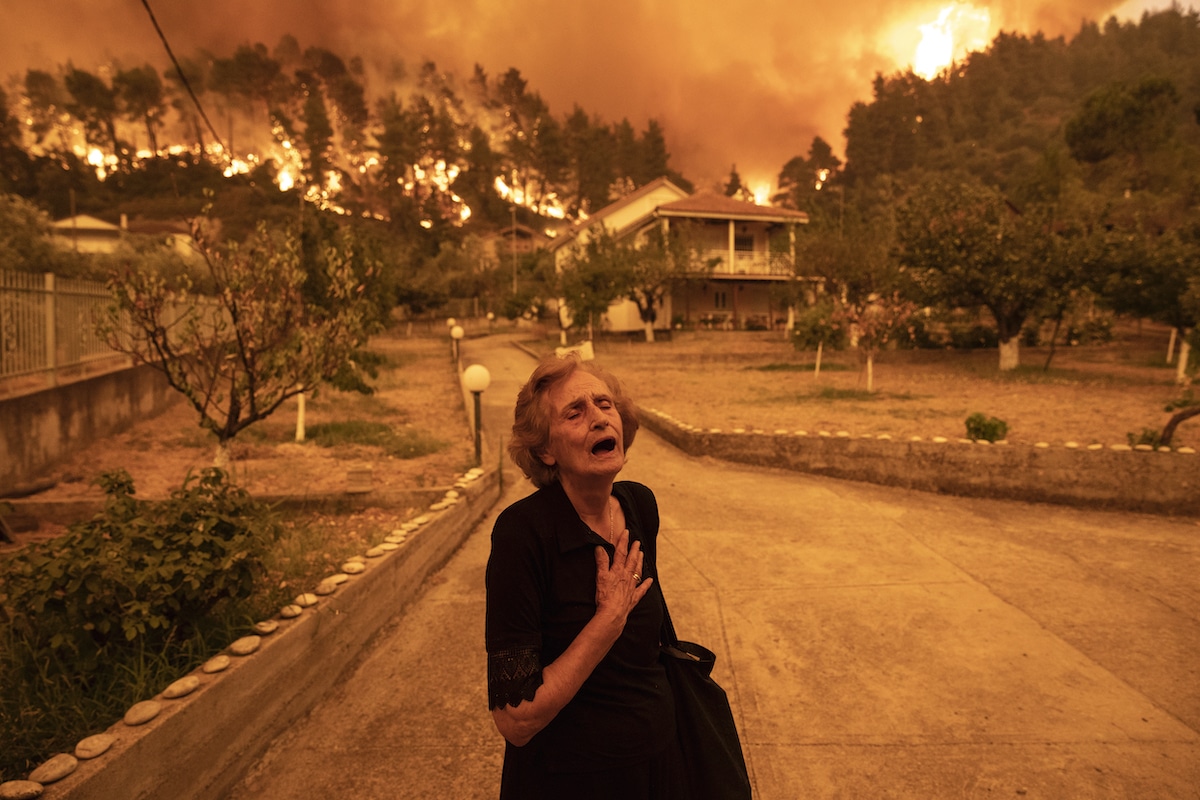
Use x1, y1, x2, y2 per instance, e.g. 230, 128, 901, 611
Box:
697, 249, 795, 277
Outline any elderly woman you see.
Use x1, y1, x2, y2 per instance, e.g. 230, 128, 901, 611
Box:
485, 353, 683, 799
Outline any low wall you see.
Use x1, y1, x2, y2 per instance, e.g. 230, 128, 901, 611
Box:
641, 411, 1199, 516
37, 467, 501, 800
0, 365, 178, 495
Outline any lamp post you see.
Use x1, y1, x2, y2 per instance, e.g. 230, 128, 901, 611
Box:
462, 364, 491, 466
450, 324, 464, 363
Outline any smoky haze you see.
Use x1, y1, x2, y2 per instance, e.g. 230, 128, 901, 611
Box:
1, 0, 1142, 192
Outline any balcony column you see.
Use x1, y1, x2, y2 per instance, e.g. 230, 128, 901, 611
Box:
728, 220, 735, 272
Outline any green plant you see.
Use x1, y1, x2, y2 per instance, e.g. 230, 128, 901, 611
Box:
790, 299, 846, 351
948, 324, 1000, 350
1127, 427, 1164, 448
1, 468, 279, 670
965, 412, 1008, 442
306, 420, 445, 459
0, 468, 281, 781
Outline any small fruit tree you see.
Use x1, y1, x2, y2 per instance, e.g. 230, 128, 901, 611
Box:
101, 216, 371, 466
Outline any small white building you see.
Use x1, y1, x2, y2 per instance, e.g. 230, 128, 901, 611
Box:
50, 214, 122, 253
51, 214, 201, 260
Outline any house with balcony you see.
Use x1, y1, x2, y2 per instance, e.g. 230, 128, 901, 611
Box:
550, 177, 814, 334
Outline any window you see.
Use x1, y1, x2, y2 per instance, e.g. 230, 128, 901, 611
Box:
714, 291, 728, 309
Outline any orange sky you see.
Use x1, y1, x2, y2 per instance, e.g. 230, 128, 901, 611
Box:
0, 0, 1179, 193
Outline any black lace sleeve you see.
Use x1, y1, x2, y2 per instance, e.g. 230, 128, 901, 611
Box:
487, 644, 544, 709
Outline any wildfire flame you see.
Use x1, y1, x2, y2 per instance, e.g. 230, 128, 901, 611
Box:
914, 4, 992, 80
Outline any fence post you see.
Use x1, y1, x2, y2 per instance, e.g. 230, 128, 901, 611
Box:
44, 271, 57, 387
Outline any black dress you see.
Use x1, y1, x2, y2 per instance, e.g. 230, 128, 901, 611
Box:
485, 480, 680, 799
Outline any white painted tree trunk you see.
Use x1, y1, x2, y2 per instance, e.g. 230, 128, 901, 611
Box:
866, 353, 875, 393
214, 440, 233, 469
814, 340, 823, 379
999, 338, 1020, 371
785, 306, 795, 340
295, 392, 306, 442
1177, 336, 1192, 385
1167, 327, 1177, 364
643, 320, 655, 343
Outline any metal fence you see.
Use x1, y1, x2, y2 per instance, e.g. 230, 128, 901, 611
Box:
0, 270, 126, 389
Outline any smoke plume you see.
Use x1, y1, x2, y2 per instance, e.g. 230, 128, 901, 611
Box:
0, 0, 1159, 191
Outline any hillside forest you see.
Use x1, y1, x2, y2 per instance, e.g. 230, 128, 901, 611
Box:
0, 7, 1198, 361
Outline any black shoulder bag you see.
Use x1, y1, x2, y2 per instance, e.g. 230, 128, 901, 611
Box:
659, 590, 753, 799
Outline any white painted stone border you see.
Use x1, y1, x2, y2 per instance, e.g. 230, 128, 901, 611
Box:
640, 408, 1197, 516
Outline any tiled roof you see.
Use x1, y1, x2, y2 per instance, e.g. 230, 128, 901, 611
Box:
657, 192, 809, 223
51, 214, 120, 232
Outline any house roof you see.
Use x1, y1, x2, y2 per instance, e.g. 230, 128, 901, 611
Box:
656, 192, 810, 224
551, 176, 690, 249
51, 214, 121, 233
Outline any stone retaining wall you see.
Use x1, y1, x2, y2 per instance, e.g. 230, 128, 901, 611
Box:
0, 364, 177, 495
640, 411, 1198, 516
23, 467, 501, 800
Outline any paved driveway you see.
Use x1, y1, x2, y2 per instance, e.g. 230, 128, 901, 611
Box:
229, 335, 1200, 799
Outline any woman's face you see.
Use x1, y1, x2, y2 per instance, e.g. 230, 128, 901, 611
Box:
538, 369, 625, 484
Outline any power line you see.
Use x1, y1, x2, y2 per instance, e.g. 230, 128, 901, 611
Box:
139, 0, 229, 163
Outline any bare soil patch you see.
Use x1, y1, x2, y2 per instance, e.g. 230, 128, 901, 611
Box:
4, 332, 475, 550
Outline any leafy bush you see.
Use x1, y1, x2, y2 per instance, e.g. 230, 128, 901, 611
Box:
948, 324, 1000, 350
790, 299, 846, 351
0, 468, 281, 781
1066, 317, 1113, 345
1127, 428, 1163, 448
965, 413, 1008, 442
894, 314, 942, 349
1, 469, 279, 671
307, 420, 445, 459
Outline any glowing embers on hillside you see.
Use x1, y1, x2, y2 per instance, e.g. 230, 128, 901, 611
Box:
914, 3, 992, 80
493, 175, 566, 219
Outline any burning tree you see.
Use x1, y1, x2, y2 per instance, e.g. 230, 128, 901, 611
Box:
101, 214, 371, 466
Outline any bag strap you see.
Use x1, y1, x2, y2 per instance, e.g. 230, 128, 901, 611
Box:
658, 579, 680, 648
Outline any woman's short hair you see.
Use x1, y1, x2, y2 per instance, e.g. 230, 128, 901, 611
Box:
508, 353, 639, 488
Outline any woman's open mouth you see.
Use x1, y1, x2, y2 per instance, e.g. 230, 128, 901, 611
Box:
591, 436, 618, 455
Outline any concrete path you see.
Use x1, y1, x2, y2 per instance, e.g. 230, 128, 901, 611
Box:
228, 334, 1200, 799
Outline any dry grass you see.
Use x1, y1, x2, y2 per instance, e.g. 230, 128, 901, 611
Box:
28, 332, 477, 502
4, 332, 476, 551
585, 320, 1190, 448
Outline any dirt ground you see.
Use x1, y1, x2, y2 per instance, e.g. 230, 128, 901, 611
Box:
604, 320, 1190, 449
3, 319, 1191, 552
2, 333, 476, 550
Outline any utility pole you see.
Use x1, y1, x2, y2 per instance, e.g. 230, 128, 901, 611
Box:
510, 205, 518, 294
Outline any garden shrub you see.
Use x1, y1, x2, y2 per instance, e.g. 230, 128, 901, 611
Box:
948, 324, 999, 349
965, 413, 1008, 442
790, 299, 846, 351
894, 314, 943, 349
0, 468, 279, 671
0, 468, 281, 781
1066, 317, 1113, 345
1126, 428, 1163, 448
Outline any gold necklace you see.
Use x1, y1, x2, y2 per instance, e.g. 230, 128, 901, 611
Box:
608, 497, 614, 542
